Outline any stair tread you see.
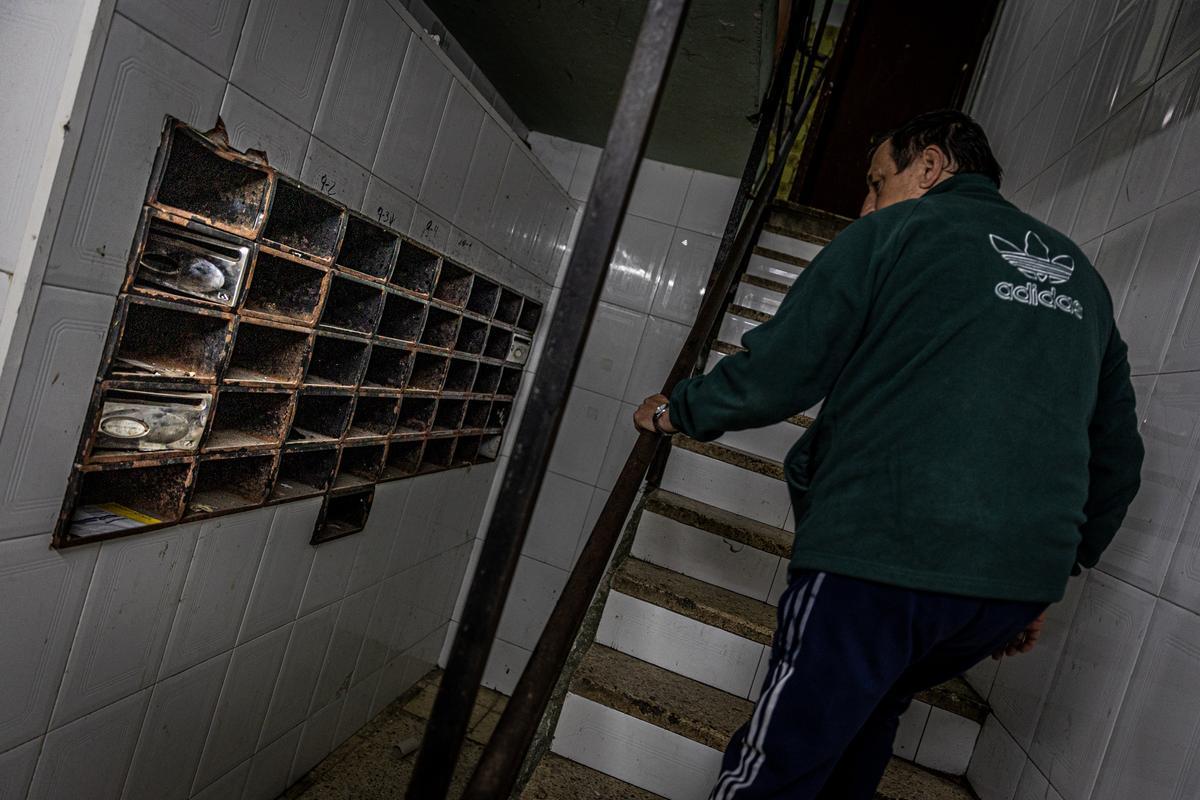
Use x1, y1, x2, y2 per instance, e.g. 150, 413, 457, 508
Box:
613, 558, 776, 645
763, 222, 831, 247
645, 488, 793, 560
521, 753, 665, 799
729, 303, 773, 324
916, 676, 988, 725
877, 758, 978, 800
571, 644, 752, 750
675, 436, 785, 481
741, 272, 792, 295
752, 244, 811, 268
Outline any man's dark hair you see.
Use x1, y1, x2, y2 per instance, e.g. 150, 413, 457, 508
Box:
874, 110, 1003, 188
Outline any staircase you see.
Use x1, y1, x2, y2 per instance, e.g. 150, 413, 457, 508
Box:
519, 207, 987, 800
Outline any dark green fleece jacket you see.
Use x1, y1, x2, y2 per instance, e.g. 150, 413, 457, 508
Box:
669, 174, 1143, 603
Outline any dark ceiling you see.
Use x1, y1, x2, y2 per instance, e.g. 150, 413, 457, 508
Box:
425, 0, 779, 176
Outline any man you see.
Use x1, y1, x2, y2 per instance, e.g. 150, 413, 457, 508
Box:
633, 110, 1143, 799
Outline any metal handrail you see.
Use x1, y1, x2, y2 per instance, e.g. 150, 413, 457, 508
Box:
462, 3, 838, 796
405, 1, 693, 796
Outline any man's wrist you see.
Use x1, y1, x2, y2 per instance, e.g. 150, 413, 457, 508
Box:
652, 402, 675, 435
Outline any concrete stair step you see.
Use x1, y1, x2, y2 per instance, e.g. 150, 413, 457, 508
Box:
674, 436, 785, 482
728, 303, 772, 324
766, 201, 853, 244
752, 244, 811, 269
645, 488, 792, 560
741, 272, 792, 296
521, 753, 665, 799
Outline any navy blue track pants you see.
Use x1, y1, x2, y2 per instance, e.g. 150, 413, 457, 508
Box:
709, 570, 1045, 799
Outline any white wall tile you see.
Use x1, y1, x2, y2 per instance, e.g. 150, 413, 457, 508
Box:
301, 136, 368, 208
332, 669, 380, 746
455, 117, 510, 240
159, 510, 271, 679
118, 0, 252, 76
191, 624, 290, 792
122, 652, 230, 800
595, 402, 639, 493
1071, 94, 1148, 244
528, 132, 581, 193
651, 229, 718, 326
523, 471, 593, 571
239, 499, 321, 644
192, 760, 249, 800
220, 85, 311, 176
361, 176, 416, 236
497, 555, 567, 650
601, 215, 673, 314
915, 706, 981, 776
354, 573, 401, 683
677, 171, 738, 238
312, 0, 410, 168
661, 447, 792, 528
28, 689, 149, 800
288, 695, 343, 786
569, 145, 600, 202
230, 0, 349, 130
0, 535, 96, 752
485, 144, 530, 256
1090, 599, 1200, 799
893, 700, 931, 761
258, 602, 337, 747
45, 14, 227, 291
346, 480, 410, 594
623, 315, 689, 405
0, 737, 41, 800
418, 81, 484, 221
299, 530, 359, 615
481, 635, 531, 695
1030, 572, 1155, 800
548, 387, 621, 485
575, 301, 646, 400
1015, 759, 1052, 800
309, 586, 377, 712
372, 35, 450, 196
52, 523, 199, 727
1090, 213, 1151, 318
718, 421, 801, 465
968, 715, 1025, 799
241, 724, 301, 800
409, 203, 452, 253
627, 161, 692, 226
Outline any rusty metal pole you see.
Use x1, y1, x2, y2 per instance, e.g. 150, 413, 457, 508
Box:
404, 2, 692, 797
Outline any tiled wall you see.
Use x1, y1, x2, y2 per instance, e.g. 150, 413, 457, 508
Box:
448, 133, 740, 694
965, 1, 1200, 798
0, 1, 574, 798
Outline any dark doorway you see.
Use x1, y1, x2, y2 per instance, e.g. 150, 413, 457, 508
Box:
791, 0, 1002, 218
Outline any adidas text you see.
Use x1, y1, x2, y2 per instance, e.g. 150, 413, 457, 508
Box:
994, 281, 1083, 320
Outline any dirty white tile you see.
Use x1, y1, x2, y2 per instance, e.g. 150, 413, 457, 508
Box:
312, 0, 410, 168
1071, 92, 1148, 244
528, 132, 581, 192
298, 530, 359, 615
485, 144, 530, 256
755, 231, 823, 262
301, 136, 368, 208
678, 171, 739, 238
733, 279, 785, 317
548, 387, 621, 485
455, 116, 510, 240
576, 302, 646, 400
373, 37, 451, 196
159, 510, 271, 679
717, 420, 801, 465
0, 738, 41, 800
191, 624, 291, 792
409, 204, 452, 253
964, 656, 1001, 701
481, 636, 531, 696
241, 724, 301, 800
122, 652, 230, 800
967, 715, 1025, 799
288, 696, 343, 785
332, 669, 380, 746
258, 602, 337, 747
220, 85, 310, 176
346, 480, 411, 594
230, 0, 350, 130
601, 215, 673, 315
354, 573, 402, 683
651, 229, 719, 326
496, 555, 568, 650
523, 471, 594, 571
239, 499, 322, 644
51, 523, 199, 728
309, 587, 378, 712
119, 0, 252, 76
623, 315, 690, 405
892, 700, 931, 761
915, 706, 981, 776
628, 160, 692, 226
568, 145, 601, 202
361, 176, 416, 236
0, 535, 97, 752
45, 15, 225, 294
595, 402, 640, 493
419, 81, 484, 221
1090, 213, 1151, 318
191, 759, 249, 800
28, 689, 149, 800
661, 447, 792, 529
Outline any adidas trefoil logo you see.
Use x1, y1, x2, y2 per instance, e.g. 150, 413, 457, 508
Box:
989, 231, 1074, 284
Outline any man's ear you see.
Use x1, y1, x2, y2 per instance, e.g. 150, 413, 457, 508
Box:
917, 145, 952, 189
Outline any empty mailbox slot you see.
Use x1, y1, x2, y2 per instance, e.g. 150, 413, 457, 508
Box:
377, 293, 425, 342
262, 178, 344, 261
363, 343, 412, 390
420, 307, 461, 349
419, 438, 455, 472
66, 463, 191, 539
432, 261, 472, 307
433, 399, 466, 432
109, 300, 231, 382
320, 274, 385, 335
473, 364, 502, 395
314, 489, 373, 543
187, 453, 276, 516
484, 327, 513, 360
466, 277, 500, 316
288, 392, 353, 443
152, 125, 272, 235
444, 359, 477, 392
335, 444, 386, 489
391, 240, 439, 294
205, 389, 292, 451
518, 300, 543, 333
495, 289, 522, 324
225, 321, 311, 385
305, 334, 370, 387
338, 215, 399, 281
464, 400, 491, 429
477, 434, 501, 463
498, 367, 522, 396
241, 249, 327, 325
455, 435, 481, 465
408, 353, 449, 392
455, 318, 487, 354
131, 215, 251, 307
272, 447, 337, 501
383, 440, 423, 479
347, 395, 399, 440
396, 397, 436, 434
489, 401, 513, 429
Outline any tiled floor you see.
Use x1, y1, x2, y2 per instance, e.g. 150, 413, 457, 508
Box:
281, 670, 505, 799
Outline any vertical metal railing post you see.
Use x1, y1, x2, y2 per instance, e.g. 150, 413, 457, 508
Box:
404, 2, 692, 796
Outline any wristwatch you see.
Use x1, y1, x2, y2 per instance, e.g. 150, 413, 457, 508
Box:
651, 402, 674, 436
